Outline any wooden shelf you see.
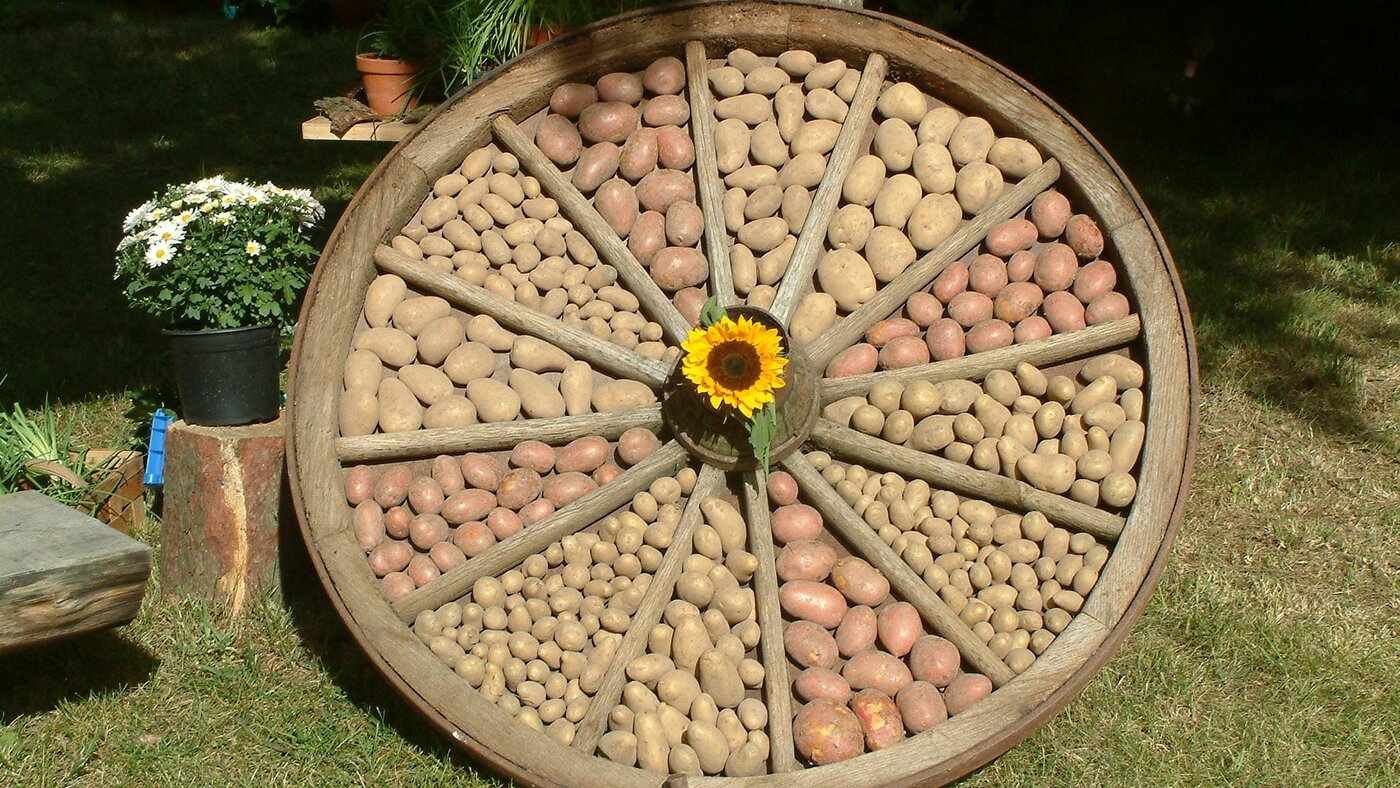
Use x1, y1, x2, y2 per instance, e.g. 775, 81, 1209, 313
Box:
301, 116, 414, 142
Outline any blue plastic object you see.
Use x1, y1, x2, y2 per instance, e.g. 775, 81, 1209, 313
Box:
144, 409, 175, 487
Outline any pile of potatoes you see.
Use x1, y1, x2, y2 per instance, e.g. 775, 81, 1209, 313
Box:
790, 78, 1046, 348
763, 470, 990, 764
598, 496, 771, 777
343, 427, 668, 601
805, 456, 1108, 675
821, 197, 1132, 377
413, 466, 698, 746
707, 47, 854, 310
536, 56, 712, 316
823, 354, 1146, 509
341, 276, 660, 436
392, 143, 675, 361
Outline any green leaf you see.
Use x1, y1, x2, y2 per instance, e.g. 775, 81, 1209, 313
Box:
748, 402, 778, 476
699, 297, 726, 328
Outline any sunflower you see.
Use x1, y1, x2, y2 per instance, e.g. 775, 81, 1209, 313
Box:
681, 315, 788, 418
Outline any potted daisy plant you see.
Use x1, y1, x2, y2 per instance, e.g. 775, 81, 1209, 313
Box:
115, 176, 324, 426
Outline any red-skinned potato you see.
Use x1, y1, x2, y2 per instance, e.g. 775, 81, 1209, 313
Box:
1030, 190, 1070, 237
1034, 243, 1079, 292
776, 539, 838, 582
906, 291, 944, 326
1043, 291, 1087, 333
373, 465, 411, 508
984, 218, 1037, 257
1086, 291, 1131, 325
793, 698, 864, 765
1065, 214, 1104, 259
549, 83, 597, 118
407, 553, 440, 587
793, 666, 853, 703
879, 335, 931, 369
382, 571, 416, 602
909, 635, 961, 687
354, 501, 386, 552
944, 672, 993, 714
368, 539, 412, 577
442, 488, 497, 524
431, 455, 465, 496
896, 681, 948, 732
345, 465, 374, 505
876, 602, 921, 657
1073, 259, 1118, 304
931, 261, 968, 303
766, 470, 799, 506
497, 468, 544, 510
486, 507, 522, 540
830, 557, 890, 606
785, 621, 840, 669
780, 580, 848, 629
842, 649, 913, 696
511, 440, 556, 473
926, 317, 967, 361
460, 453, 505, 491
825, 343, 879, 378
835, 605, 877, 657
408, 476, 445, 515
850, 689, 906, 750
454, 521, 497, 557
408, 513, 449, 550
965, 319, 1014, 353
1014, 315, 1053, 344
772, 504, 824, 543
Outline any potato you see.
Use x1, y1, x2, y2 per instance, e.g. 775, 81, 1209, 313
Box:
907, 193, 961, 251
987, 137, 1043, 179
1043, 290, 1087, 333
650, 247, 708, 292
383, 506, 411, 539
339, 389, 378, 437
356, 327, 417, 368
786, 621, 840, 669
966, 319, 1014, 353
353, 500, 385, 551
1086, 292, 1131, 325
968, 254, 1009, 296
1034, 243, 1079, 293
954, 162, 1004, 215
896, 681, 948, 732
793, 699, 864, 765
441, 488, 496, 524
778, 152, 826, 189
409, 512, 449, 550
925, 318, 967, 361
364, 274, 407, 328
595, 178, 639, 236
443, 342, 495, 385
943, 672, 992, 714
665, 201, 704, 247
817, 249, 877, 312
715, 94, 771, 125
378, 378, 423, 432
948, 291, 993, 328
843, 649, 913, 696
772, 504, 823, 543
656, 125, 694, 170
642, 94, 689, 127
805, 88, 848, 122
873, 173, 922, 229
686, 722, 730, 775
578, 102, 639, 144
1017, 453, 1076, 493
876, 602, 921, 656
635, 169, 696, 214
834, 604, 877, 656
948, 116, 995, 165
536, 114, 582, 167
618, 127, 659, 182
830, 557, 890, 606
994, 281, 1045, 323
827, 204, 874, 250
873, 118, 917, 172
777, 49, 817, 77
617, 427, 661, 466
985, 217, 1037, 258
368, 540, 412, 577
879, 335, 931, 369
851, 689, 905, 750
398, 364, 454, 406
593, 380, 657, 412
1065, 214, 1104, 259
713, 118, 751, 174
1030, 189, 1071, 238
466, 378, 522, 422
780, 580, 848, 629
571, 142, 621, 193
776, 540, 837, 583
423, 395, 476, 430
825, 343, 879, 378
842, 155, 886, 207
1071, 259, 1118, 304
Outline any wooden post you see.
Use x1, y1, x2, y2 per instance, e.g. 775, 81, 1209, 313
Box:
160, 417, 287, 615
0, 491, 151, 654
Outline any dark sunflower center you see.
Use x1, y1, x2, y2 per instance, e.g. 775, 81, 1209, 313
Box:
707, 340, 762, 390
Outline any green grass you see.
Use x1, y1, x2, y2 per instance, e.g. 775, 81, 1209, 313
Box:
2, 1, 1399, 785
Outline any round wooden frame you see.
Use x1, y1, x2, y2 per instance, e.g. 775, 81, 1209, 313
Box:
286, 2, 1198, 785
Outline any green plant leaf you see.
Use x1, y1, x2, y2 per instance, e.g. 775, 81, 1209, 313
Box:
748, 402, 777, 476
699, 296, 726, 328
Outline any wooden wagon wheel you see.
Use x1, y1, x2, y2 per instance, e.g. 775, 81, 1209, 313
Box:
287, 2, 1197, 784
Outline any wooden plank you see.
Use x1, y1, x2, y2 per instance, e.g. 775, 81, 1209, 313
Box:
375, 244, 670, 388
739, 469, 798, 773
769, 53, 889, 323
809, 419, 1125, 542
492, 115, 693, 346
820, 315, 1142, 402
337, 406, 663, 463
0, 491, 151, 654
805, 158, 1062, 371
301, 115, 414, 142
391, 443, 690, 621
686, 40, 736, 307
780, 455, 1017, 687
571, 464, 727, 754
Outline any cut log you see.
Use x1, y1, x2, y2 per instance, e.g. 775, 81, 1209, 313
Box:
0, 491, 151, 655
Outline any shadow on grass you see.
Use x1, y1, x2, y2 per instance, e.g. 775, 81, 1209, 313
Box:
0, 1, 382, 409
0, 630, 159, 724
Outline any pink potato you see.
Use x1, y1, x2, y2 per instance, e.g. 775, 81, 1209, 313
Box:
984, 217, 1037, 257
994, 281, 1045, 323
896, 681, 948, 732
368, 539, 412, 577
617, 427, 661, 466
944, 672, 993, 715
925, 318, 966, 361
554, 436, 610, 474
460, 453, 505, 491
373, 465, 411, 508
650, 247, 709, 292
496, 468, 544, 510
354, 501, 386, 552
618, 127, 659, 182
408, 513, 450, 550
1072, 259, 1118, 304
876, 601, 922, 657
635, 169, 696, 214
826, 343, 879, 378
453, 521, 497, 557
543, 471, 597, 507
643, 56, 685, 95
909, 635, 961, 687
968, 254, 1009, 296
835, 605, 877, 657
535, 114, 583, 167
549, 83, 597, 118
906, 291, 944, 326
486, 507, 523, 540
578, 102, 639, 144
520, 498, 555, 525
850, 689, 906, 750
431, 454, 465, 496
384, 505, 412, 539
627, 209, 664, 265
572, 142, 621, 193
785, 621, 841, 669
656, 125, 695, 170
1033, 243, 1079, 293
1086, 291, 1131, 325
381, 571, 416, 602
1014, 315, 1053, 344
866, 317, 922, 348
1064, 213, 1104, 259
441, 488, 497, 525
408, 476, 445, 516
642, 94, 690, 127
780, 580, 848, 629
595, 179, 639, 236
767, 470, 799, 506
793, 698, 864, 765
429, 541, 467, 573
345, 465, 374, 505
947, 291, 993, 328
879, 335, 930, 369
773, 504, 824, 543
965, 319, 1014, 353
1006, 249, 1037, 282
407, 554, 440, 588
842, 649, 913, 696
673, 287, 707, 326
1042, 291, 1087, 333
829, 557, 890, 606
596, 72, 643, 104
794, 666, 853, 703
931, 261, 969, 303
776, 539, 838, 582
593, 463, 622, 485
1029, 190, 1071, 238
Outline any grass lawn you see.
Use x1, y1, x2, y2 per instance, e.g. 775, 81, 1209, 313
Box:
2, 2, 1397, 785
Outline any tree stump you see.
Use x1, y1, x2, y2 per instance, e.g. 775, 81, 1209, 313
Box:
160, 416, 286, 614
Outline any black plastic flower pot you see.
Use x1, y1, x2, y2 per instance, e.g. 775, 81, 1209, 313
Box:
164, 324, 280, 427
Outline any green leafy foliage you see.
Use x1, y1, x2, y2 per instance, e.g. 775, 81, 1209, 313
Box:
747, 402, 777, 476
698, 296, 727, 328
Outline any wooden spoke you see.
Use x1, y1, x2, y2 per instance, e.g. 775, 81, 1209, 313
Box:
391, 442, 690, 622
808, 419, 1125, 542
820, 315, 1142, 402
739, 469, 798, 773
336, 406, 663, 463
769, 53, 890, 323
492, 115, 693, 346
571, 464, 727, 754
375, 245, 670, 387
780, 454, 1018, 688
686, 40, 735, 308
805, 159, 1063, 371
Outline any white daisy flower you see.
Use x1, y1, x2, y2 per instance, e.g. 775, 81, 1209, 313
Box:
186, 192, 208, 205
149, 207, 168, 221
122, 199, 156, 232
170, 198, 185, 210
245, 240, 263, 256
200, 201, 217, 213
150, 219, 185, 244
117, 234, 139, 252
176, 210, 196, 224
221, 194, 237, 207
214, 211, 235, 225
146, 240, 176, 268
244, 191, 263, 205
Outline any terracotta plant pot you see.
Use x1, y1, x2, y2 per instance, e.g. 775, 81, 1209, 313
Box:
356, 52, 422, 116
